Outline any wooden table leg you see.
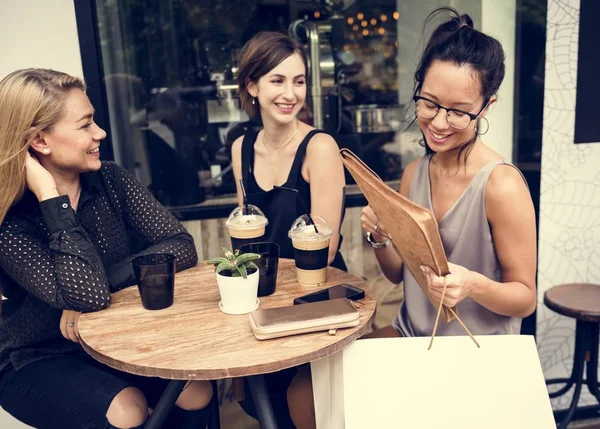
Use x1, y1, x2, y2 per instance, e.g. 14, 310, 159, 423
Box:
247, 375, 278, 429
144, 380, 187, 429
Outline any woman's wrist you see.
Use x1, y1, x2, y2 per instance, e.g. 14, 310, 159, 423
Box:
467, 270, 492, 298
37, 188, 60, 202
372, 232, 388, 243
366, 232, 391, 248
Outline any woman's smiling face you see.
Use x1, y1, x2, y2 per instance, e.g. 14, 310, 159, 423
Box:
417, 59, 489, 154
248, 52, 307, 125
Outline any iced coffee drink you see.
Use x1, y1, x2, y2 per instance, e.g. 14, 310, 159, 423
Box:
226, 205, 268, 250
288, 214, 333, 286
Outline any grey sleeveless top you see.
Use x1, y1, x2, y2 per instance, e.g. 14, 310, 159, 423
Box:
392, 155, 522, 337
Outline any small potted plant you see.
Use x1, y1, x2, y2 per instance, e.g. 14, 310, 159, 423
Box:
207, 247, 261, 314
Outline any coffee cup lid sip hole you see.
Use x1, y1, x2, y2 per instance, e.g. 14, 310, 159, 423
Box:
288, 214, 332, 241
226, 205, 269, 230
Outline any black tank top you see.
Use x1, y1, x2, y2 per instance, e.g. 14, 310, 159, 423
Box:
241, 129, 346, 271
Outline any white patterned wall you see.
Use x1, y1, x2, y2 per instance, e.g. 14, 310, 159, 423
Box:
537, 0, 600, 410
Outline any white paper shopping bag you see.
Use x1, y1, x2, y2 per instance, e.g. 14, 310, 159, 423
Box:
312, 335, 555, 429
346, 335, 554, 429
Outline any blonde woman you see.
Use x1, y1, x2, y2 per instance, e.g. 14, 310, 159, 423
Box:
0, 69, 212, 429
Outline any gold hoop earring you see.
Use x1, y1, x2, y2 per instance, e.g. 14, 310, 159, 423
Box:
476, 117, 489, 135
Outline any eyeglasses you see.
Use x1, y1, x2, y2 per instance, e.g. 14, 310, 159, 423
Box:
412, 93, 488, 130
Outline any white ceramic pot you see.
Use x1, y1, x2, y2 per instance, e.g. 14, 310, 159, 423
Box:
216, 268, 260, 315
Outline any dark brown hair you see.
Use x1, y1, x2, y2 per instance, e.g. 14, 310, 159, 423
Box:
414, 7, 505, 161
237, 32, 308, 118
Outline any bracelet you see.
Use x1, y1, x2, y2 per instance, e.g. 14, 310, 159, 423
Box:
366, 232, 391, 248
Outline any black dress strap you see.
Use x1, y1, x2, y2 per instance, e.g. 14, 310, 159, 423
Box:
286, 130, 327, 187
241, 129, 259, 187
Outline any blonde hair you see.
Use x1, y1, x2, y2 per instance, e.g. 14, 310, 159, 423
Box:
0, 68, 86, 226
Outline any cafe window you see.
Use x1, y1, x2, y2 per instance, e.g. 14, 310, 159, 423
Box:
87, 0, 526, 219
92, 0, 400, 215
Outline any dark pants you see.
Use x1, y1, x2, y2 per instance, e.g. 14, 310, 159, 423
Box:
237, 366, 301, 429
0, 354, 209, 429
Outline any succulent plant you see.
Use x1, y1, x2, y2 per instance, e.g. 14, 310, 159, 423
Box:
206, 247, 260, 279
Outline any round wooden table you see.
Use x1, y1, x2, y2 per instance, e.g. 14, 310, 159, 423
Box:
78, 259, 376, 429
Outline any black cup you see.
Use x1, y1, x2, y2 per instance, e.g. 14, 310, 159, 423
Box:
230, 234, 265, 252
238, 242, 280, 297
132, 253, 176, 310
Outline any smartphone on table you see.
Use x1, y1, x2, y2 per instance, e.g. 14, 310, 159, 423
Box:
293, 284, 365, 305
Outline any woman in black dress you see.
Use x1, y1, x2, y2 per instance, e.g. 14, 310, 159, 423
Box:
230, 32, 347, 427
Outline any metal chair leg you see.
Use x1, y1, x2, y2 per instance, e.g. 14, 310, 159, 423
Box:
247, 375, 278, 429
144, 380, 187, 429
547, 322, 585, 398
208, 380, 221, 429
585, 323, 600, 403
556, 321, 593, 429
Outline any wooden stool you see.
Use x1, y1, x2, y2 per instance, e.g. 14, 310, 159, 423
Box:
544, 283, 600, 428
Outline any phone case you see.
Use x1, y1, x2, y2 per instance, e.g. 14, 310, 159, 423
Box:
248, 298, 360, 340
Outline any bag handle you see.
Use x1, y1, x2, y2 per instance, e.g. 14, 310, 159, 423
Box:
428, 278, 480, 349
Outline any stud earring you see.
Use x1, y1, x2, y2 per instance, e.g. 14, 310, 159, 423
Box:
43, 148, 51, 154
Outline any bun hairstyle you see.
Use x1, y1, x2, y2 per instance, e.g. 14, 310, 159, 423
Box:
414, 7, 506, 156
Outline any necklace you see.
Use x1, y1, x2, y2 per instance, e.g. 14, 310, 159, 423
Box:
263, 120, 299, 150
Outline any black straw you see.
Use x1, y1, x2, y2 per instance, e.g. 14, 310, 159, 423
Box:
239, 179, 248, 215
273, 185, 319, 233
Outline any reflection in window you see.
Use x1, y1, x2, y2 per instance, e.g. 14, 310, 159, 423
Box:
96, 0, 402, 209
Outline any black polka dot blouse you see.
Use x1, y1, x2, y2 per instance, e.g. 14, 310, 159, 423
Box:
0, 162, 198, 372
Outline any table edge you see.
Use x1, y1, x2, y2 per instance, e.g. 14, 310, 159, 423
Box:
79, 310, 376, 380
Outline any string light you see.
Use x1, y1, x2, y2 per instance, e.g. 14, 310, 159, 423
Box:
378, 27, 385, 35
381, 14, 388, 22
357, 12, 364, 20
314, 11, 321, 18
361, 20, 367, 27
393, 11, 399, 20
370, 18, 377, 26
353, 24, 359, 31
362, 29, 369, 36
347, 17, 354, 25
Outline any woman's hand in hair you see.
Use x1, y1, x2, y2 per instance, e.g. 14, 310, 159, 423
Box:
422, 263, 475, 308
59, 309, 82, 343
25, 151, 58, 201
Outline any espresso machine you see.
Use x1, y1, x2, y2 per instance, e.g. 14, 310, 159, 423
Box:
289, 1, 345, 134
289, 0, 403, 183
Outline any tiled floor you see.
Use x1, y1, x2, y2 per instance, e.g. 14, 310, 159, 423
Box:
218, 399, 600, 429
220, 399, 259, 428
571, 418, 600, 429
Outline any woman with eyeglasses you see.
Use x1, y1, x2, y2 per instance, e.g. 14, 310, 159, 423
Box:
287, 7, 537, 428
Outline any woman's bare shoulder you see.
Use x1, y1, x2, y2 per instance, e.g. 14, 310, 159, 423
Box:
399, 156, 426, 196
